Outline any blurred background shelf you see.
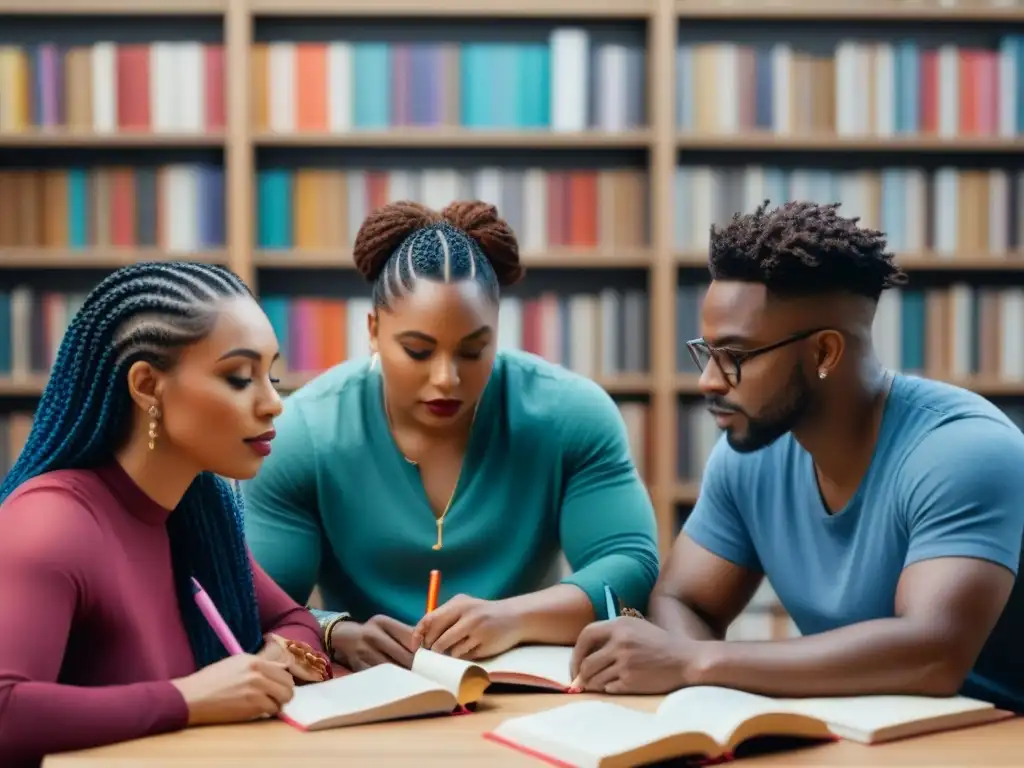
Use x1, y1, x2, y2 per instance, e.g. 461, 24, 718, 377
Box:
2, 0, 1024, 640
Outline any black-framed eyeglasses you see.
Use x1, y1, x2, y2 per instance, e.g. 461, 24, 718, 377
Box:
686, 328, 828, 387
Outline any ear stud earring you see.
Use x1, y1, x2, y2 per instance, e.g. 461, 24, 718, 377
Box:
818, 369, 828, 380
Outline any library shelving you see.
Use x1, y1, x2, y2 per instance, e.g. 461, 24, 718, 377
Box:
2, 2, 1024, 640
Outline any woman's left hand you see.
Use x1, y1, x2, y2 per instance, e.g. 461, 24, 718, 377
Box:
411, 594, 521, 660
259, 633, 330, 683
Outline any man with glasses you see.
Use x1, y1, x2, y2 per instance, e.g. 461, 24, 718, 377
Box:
569, 201, 1024, 714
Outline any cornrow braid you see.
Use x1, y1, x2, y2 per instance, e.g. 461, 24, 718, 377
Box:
352, 200, 524, 309
708, 200, 908, 300
0, 261, 263, 669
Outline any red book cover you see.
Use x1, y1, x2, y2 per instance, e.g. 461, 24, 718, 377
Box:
116, 44, 150, 131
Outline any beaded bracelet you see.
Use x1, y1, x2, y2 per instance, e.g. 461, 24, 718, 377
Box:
318, 611, 351, 659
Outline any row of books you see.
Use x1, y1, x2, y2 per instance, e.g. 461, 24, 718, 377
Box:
11, 34, 1023, 139
10, 161, 1024, 259
262, 291, 649, 381
0, 166, 224, 252
256, 167, 648, 252
0, 289, 649, 381
8, 280, 1024, 386
0, 43, 225, 134
677, 282, 1024, 382
252, 31, 645, 133
673, 166, 1024, 256
677, 38, 1024, 137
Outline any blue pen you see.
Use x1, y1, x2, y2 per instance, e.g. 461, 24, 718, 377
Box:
604, 584, 618, 621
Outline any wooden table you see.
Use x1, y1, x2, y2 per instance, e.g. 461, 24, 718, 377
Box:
44, 692, 1024, 766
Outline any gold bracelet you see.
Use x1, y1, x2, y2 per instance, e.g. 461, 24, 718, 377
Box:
320, 612, 351, 659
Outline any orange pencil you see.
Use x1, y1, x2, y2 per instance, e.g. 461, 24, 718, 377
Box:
426, 569, 441, 613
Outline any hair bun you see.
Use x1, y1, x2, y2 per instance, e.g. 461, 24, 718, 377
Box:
442, 201, 524, 287
352, 201, 441, 282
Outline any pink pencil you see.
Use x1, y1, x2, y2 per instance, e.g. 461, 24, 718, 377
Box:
190, 577, 245, 655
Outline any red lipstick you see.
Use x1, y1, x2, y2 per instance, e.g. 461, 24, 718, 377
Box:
424, 399, 462, 418
244, 429, 276, 457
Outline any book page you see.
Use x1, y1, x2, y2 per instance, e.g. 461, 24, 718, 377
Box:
281, 663, 451, 727
476, 645, 574, 688
411, 648, 491, 705
655, 686, 793, 746
492, 700, 712, 766
778, 694, 995, 739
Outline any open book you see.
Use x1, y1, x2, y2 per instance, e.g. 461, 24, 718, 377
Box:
484, 686, 1008, 766
278, 644, 575, 731
279, 648, 489, 731
476, 644, 575, 691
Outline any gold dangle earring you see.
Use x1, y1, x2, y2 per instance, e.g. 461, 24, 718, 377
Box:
148, 405, 161, 451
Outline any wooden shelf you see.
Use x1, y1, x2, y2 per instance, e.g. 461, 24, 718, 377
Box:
678, 252, 1024, 270
0, 249, 227, 269
254, 248, 653, 270
673, 482, 700, 505
0, 376, 49, 396
4, 0, 1024, 561
0, 0, 226, 13
675, 374, 1024, 397
4, 369, 1020, 405
253, 129, 652, 149
0, 372, 652, 398
675, 1, 1024, 21
249, 0, 653, 17
0, 131, 225, 148
889, 254, 1024, 270
675, 134, 1024, 152
277, 370, 652, 394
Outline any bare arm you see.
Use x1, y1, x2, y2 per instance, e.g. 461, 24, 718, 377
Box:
651, 437, 764, 640
693, 557, 1013, 697
504, 584, 595, 646
691, 419, 1024, 697
649, 533, 763, 641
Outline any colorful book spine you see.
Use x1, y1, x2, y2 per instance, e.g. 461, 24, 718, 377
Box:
0, 166, 225, 251
251, 29, 645, 133
0, 42, 225, 133
674, 165, 1024, 257
677, 282, 1024, 383
255, 167, 648, 252
260, 291, 649, 380
676, 36, 1024, 137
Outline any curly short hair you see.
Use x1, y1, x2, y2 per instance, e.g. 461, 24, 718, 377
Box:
708, 200, 908, 300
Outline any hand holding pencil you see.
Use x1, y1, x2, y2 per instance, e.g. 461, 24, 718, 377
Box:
168, 578, 297, 725
412, 576, 522, 660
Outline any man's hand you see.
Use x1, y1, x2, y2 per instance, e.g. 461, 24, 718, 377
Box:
412, 594, 522, 660
570, 617, 704, 694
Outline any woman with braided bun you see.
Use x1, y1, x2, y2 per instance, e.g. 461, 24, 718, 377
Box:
243, 200, 660, 672
0, 261, 330, 768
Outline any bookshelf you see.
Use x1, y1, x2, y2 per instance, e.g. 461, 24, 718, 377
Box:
1, 1, 1023, 628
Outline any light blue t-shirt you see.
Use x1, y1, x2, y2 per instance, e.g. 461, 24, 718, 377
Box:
684, 374, 1024, 712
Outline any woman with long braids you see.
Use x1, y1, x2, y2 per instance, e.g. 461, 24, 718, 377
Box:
0, 261, 329, 767
243, 201, 660, 672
